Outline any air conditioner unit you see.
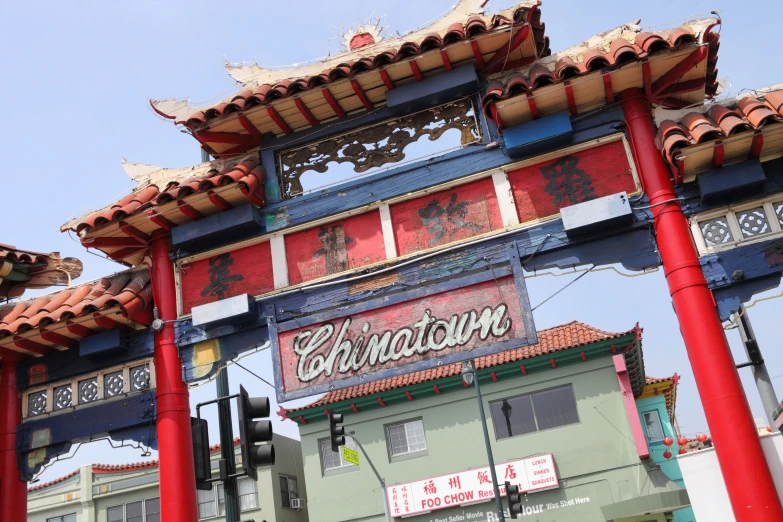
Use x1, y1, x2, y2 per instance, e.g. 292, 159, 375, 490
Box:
290, 498, 303, 509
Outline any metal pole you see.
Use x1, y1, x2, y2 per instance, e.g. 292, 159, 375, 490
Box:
216, 364, 241, 522
346, 434, 391, 522
471, 360, 506, 522
737, 305, 780, 433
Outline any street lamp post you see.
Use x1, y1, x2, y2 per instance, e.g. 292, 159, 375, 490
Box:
462, 360, 506, 522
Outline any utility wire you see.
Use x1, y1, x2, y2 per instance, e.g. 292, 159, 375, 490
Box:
531, 265, 595, 311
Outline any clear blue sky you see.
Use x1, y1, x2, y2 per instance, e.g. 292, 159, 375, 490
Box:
3, 0, 781, 484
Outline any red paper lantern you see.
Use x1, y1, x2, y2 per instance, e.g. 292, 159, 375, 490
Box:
678, 448, 687, 455
663, 437, 673, 446
663, 450, 673, 460
767, 426, 773, 433
677, 437, 688, 446
697, 433, 708, 442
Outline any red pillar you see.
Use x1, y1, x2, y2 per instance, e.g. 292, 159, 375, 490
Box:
0, 359, 27, 522
620, 88, 783, 520
150, 231, 198, 522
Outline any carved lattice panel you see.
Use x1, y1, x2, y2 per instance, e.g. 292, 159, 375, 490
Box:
699, 217, 734, 246
53, 385, 73, 410
130, 364, 150, 391
28, 390, 47, 417
279, 98, 482, 198
104, 371, 125, 397
78, 377, 99, 404
736, 206, 770, 238
774, 200, 783, 227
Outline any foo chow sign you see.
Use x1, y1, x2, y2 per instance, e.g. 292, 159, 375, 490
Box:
268, 266, 536, 402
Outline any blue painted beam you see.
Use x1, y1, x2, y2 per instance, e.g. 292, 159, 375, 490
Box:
171, 203, 264, 257
386, 66, 479, 116
503, 112, 572, 159
697, 159, 767, 205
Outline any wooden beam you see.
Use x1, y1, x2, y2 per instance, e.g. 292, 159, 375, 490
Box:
0, 346, 24, 361
603, 73, 615, 104
490, 371, 498, 382
580, 351, 587, 361
489, 104, 503, 133
194, 131, 257, 146
492, 170, 519, 228
470, 40, 486, 69
350, 403, 359, 413
564, 80, 577, 117
177, 200, 204, 220
294, 98, 319, 127
147, 210, 176, 231
13, 336, 51, 356
322, 88, 347, 118
484, 25, 530, 74
119, 221, 150, 243
40, 329, 78, 349
267, 106, 292, 135
207, 191, 233, 211
440, 50, 453, 71
405, 391, 413, 401
651, 46, 708, 98
642, 59, 652, 98
81, 237, 144, 248
712, 141, 724, 168
238, 114, 264, 144
659, 78, 706, 98
93, 313, 131, 331
750, 131, 764, 159
270, 234, 289, 289
379, 70, 394, 90
378, 203, 397, 260
549, 358, 557, 368
520, 365, 527, 375
433, 384, 441, 394
107, 246, 146, 262
409, 60, 423, 81
350, 79, 374, 110
377, 398, 386, 407
526, 92, 539, 119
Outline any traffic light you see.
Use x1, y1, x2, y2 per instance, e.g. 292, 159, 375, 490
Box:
237, 385, 275, 481
506, 481, 522, 519
328, 409, 345, 452
191, 417, 212, 491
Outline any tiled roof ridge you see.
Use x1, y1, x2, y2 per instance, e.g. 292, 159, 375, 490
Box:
656, 88, 783, 166
150, 1, 545, 126
284, 320, 638, 414
0, 244, 49, 265
29, 438, 243, 492
481, 16, 720, 118
0, 266, 153, 340
61, 152, 263, 234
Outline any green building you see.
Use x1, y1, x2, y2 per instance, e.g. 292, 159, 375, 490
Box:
283, 321, 692, 522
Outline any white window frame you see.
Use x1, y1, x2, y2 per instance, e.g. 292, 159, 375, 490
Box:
319, 434, 359, 475
199, 478, 257, 519
46, 515, 76, 522
279, 474, 299, 509
105, 496, 160, 522
22, 358, 156, 420
690, 193, 783, 255
643, 410, 666, 443
385, 418, 428, 460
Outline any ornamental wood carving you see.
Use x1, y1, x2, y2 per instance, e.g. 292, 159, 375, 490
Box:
279, 98, 482, 198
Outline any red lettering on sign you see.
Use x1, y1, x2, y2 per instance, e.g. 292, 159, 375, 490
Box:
285, 211, 385, 285
180, 241, 273, 314
507, 140, 636, 224
391, 177, 503, 257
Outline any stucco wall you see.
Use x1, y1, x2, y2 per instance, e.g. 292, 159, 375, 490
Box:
298, 357, 673, 522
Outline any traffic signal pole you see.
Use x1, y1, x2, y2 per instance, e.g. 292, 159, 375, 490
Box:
619, 88, 783, 521
345, 434, 391, 522
216, 365, 241, 522
736, 305, 780, 433
150, 232, 199, 522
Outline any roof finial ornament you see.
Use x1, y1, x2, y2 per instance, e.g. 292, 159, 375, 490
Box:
331, 11, 389, 51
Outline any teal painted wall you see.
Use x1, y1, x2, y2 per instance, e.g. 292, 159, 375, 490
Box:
298, 358, 686, 522
636, 394, 695, 522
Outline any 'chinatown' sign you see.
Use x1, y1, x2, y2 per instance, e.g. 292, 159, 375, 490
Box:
268, 267, 535, 402
386, 454, 559, 518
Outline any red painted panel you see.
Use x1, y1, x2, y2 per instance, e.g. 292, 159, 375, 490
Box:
277, 276, 527, 394
390, 177, 504, 257
180, 241, 273, 314
507, 140, 636, 224
286, 210, 385, 285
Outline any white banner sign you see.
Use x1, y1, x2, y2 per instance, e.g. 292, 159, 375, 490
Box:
386, 454, 559, 518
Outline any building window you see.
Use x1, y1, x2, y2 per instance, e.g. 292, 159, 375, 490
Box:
217, 484, 226, 516
320, 434, 359, 473
691, 195, 783, 254
47, 515, 76, 522
107, 505, 123, 522
490, 385, 579, 440
643, 411, 665, 443
386, 419, 427, 458
145, 498, 160, 522
280, 475, 299, 508
197, 487, 217, 519
126, 501, 143, 522
237, 477, 259, 512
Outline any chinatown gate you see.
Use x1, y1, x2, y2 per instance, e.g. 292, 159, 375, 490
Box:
4, 2, 783, 521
